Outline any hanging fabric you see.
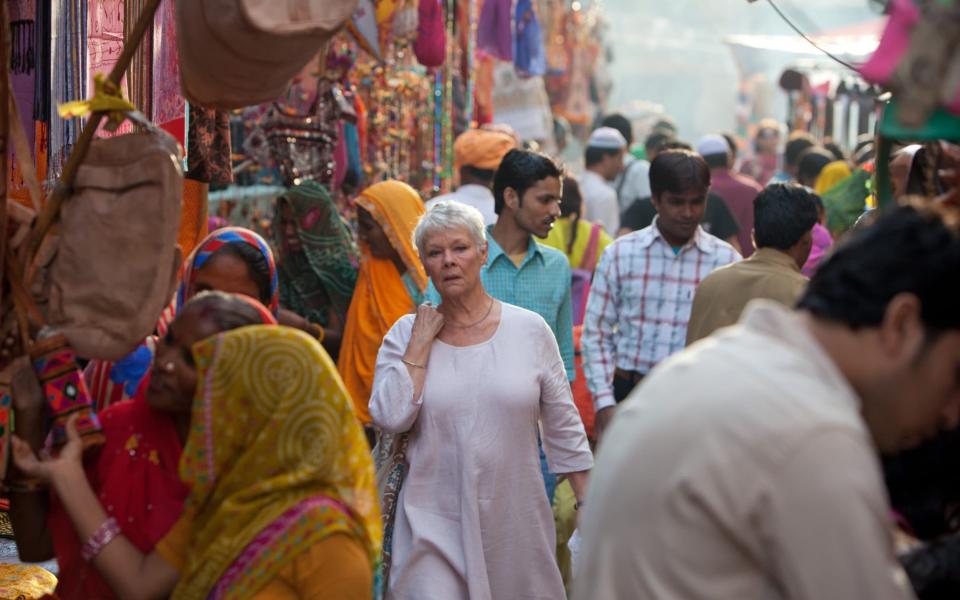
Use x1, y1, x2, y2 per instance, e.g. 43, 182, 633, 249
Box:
478, 0, 512, 62
124, 0, 153, 117
514, 0, 546, 78
413, 0, 445, 68
48, 0, 87, 178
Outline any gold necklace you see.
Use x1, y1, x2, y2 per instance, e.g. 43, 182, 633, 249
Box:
444, 297, 495, 329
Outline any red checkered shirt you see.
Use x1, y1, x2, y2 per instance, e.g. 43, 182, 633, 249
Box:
582, 220, 741, 409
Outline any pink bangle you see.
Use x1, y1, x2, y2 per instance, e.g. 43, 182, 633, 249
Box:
81, 517, 121, 562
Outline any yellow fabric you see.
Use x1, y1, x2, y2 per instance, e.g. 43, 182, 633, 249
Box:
814, 161, 853, 196
339, 181, 426, 423
539, 217, 613, 269
0, 563, 57, 599
158, 525, 371, 600
171, 326, 381, 600
454, 128, 517, 171
58, 73, 136, 130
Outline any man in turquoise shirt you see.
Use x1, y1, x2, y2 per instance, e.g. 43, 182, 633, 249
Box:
426, 148, 575, 381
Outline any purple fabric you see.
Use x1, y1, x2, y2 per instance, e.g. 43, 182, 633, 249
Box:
514, 0, 545, 78
478, 0, 512, 61
802, 223, 833, 278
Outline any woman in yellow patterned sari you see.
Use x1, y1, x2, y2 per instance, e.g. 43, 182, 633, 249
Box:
338, 181, 427, 426
12, 326, 381, 600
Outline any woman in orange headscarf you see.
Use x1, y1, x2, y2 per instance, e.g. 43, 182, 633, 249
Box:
338, 181, 427, 427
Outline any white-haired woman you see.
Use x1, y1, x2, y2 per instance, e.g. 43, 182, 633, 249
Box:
370, 201, 593, 599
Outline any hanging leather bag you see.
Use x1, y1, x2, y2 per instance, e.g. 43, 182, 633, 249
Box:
176, 0, 358, 109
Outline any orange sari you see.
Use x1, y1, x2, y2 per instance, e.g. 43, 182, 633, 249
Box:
339, 181, 427, 423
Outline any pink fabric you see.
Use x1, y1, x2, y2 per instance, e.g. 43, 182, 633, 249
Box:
859, 0, 919, 85
802, 223, 833, 278
710, 169, 764, 258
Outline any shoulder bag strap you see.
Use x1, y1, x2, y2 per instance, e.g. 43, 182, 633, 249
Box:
579, 222, 603, 273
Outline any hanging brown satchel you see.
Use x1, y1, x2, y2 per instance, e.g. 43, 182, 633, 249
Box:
175, 0, 358, 109
44, 123, 183, 361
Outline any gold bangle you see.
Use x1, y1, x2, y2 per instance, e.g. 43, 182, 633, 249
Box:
402, 358, 426, 369
309, 322, 325, 343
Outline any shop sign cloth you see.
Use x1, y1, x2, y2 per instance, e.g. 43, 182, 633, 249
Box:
46, 127, 183, 361
175, 0, 358, 109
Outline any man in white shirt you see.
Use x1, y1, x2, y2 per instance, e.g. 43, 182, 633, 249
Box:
601, 113, 651, 213
426, 128, 517, 225
574, 205, 960, 600
580, 127, 626, 236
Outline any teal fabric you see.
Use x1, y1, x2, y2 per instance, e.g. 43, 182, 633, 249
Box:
426, 227, 575, 381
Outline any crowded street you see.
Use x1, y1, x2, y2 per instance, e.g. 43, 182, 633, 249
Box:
0, 0, 959, 598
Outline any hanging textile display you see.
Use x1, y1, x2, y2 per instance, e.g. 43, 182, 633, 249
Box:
151, 0, 184, 145
48, 0, 87, 178
88, 0, 132, 137
8, 0, 38, 208
124, 0, 153, 117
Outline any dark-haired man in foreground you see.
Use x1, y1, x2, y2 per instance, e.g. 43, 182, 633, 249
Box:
575, 205, 960, 600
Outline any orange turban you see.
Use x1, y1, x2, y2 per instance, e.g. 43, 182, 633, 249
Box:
454, 128, 518, 171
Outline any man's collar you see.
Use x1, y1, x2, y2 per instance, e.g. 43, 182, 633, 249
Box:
486, 225, 543, 266
751, 247, 802, 272
647, 216, 712, 253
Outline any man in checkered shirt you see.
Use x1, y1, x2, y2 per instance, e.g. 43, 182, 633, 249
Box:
582, 150, 741, 443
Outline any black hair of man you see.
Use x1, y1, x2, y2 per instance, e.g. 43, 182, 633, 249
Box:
753, 184, 819, 251
798, 204, 960, 333
493, 148, 563, 215
601, 113, 634, 147
650, 150, 711, 199
785, 133, 817, 169
797, 148, 834, 186
459, 165, 496, 187
645, 131, 674, 156
585, 146, 622, 168
722, 133, 738, 160
824, 141, 846, 162
662, 140, 694, 152
703, 152, 729, 169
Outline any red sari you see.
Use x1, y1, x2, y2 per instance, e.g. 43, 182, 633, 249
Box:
49, 376, 187, 599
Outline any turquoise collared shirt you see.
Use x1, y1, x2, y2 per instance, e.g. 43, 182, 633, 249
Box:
426, 227, 575, 381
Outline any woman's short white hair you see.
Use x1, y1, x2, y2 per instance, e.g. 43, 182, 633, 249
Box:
414, 201, 487, 255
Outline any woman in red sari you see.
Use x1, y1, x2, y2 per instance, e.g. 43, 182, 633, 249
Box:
13, 292, 277, 600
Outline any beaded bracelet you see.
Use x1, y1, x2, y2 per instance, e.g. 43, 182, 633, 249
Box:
81, 516, 122, 562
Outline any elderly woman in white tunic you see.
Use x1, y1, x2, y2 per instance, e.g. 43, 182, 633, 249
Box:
370, 201, 593, 600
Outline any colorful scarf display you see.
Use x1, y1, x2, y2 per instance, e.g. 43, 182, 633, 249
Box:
275, 182, 359, 328
338, 181, 426, 423
174, 326, 381, 600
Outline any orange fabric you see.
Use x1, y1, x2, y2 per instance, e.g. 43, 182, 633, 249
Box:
157, 521, 371, 600
338, 181, 426, 423
454, 129, 517, 171
572, 325, 595, 440
178, 179, 209, 260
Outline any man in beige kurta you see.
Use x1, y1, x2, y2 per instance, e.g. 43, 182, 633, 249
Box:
686, 183, 816, 345
575, 302, 914, 600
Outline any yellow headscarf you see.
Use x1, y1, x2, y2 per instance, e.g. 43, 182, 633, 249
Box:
338, 180, 426, 423
815, 161, 853, 196
173, 326, 381, 600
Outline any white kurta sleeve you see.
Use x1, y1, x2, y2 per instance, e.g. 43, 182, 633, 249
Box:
537, 320, 594, 475
369, 316, 424, 434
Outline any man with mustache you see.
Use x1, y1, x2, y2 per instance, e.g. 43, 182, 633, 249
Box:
582, 150, 741, 443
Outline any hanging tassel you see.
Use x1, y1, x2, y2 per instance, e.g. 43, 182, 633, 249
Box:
10, 20, 35, 75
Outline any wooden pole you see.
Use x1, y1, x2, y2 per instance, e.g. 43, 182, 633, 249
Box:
25, 0, 164, 264
0, 0, 11, 300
